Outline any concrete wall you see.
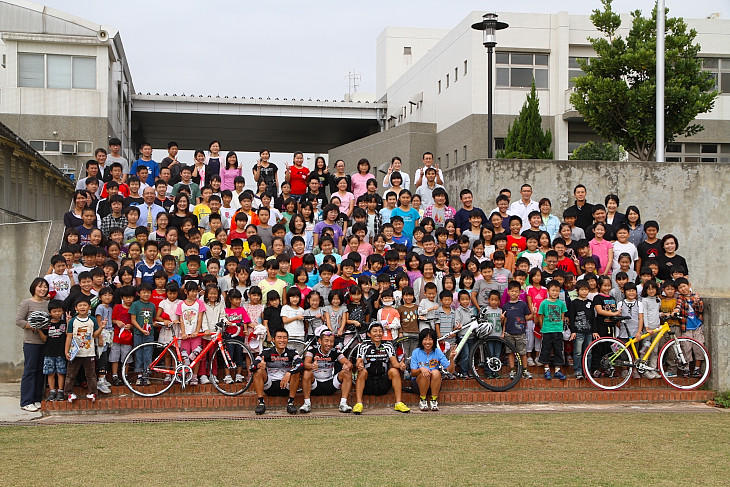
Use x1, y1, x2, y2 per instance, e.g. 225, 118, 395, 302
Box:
0, 220, 64, 381
443, 158, 730, 295
706, 297, 730, 392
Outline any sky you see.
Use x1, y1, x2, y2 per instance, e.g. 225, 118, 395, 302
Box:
39, 0, 728, 100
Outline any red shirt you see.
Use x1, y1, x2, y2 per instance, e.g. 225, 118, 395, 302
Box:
332, 277, 357, 292
291, 255, 304, 272
289, 165, 310, 195
227, 228, 248, 245
150, 289, 166, 310
112, 304, 134, 345
507, 235, 527, 255
556, 256, 578, 275
101, 182, 130, 199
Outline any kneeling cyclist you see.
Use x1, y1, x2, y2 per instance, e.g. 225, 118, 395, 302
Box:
300, 329, 354, 413
253, 329, 303, 415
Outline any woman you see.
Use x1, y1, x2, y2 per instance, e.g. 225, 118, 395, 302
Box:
605, 194, 626, 230
382, 156, 411, 190
656, 234, 689, 281
538, 198, 561, 242
168, 193, 197, 229
350, 158, 374, 201
312, 156, 331, 199
410, 328, 457, 411
625, 205, 646, 248
16, 278, 50, 412
329, 159, 351, 194
204, 140, 223, 185
63, 190, 89, 228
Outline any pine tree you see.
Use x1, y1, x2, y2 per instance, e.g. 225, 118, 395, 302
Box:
497, 80, 553, 159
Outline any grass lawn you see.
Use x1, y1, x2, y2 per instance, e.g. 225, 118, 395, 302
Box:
2, 412, 729, 486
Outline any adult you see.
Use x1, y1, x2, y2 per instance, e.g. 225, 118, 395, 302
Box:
537, 198, 561, 242
252, 148, 279, 194
129, 142, 160, 187
509, 184, 539, 232
604, 194, 626, 230
168, 193, 197, 230
414, 166, 444, 208
16, 278, 50, 412
253, 329, 303, 415
311, 156, 331, 199
94, 148, 111, 183
625, 205, 646, 248
656, 234, 689, 281
566, 184, 595, 231
220, 151, 242, 192
138, 187, 166, 232
454, 189, 488, 235
413, 152, 443, 188
350, 158, 374, 201
76, 160, 102, 196
352, 321, 411, 415
159, 141, 182, 185
383, 156, 411, 190
410, 328, 457, 411
301, 174, 327, 214
63, 190, 89, 228
106, 137, 129, 183
285, 151, 310, 201
299, 329, 354, 413
203, 140, 223, 186
328, 159, 351, 194
585, 204, 616, 242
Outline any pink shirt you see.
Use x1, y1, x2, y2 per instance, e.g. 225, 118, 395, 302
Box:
219, 167, 242, 191
335, 191, 355, 215
589, 238, 613, 274
527, 286, 547, 314
350, 172, 374, 200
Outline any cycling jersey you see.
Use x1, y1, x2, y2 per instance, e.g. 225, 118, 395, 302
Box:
254, 346, 303, 380
305, 344, 345, 382
356, 340, 395, 378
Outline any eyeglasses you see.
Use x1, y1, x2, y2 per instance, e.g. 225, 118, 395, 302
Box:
320, 330, 335, 337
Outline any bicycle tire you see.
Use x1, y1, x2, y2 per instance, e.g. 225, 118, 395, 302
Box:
122, 341, 178, 397
582, 337, 633, 390
658, 337, 710, 390
346, 342, 361, 385
470, 337, 522, 392
287, 338, 310, 357
209, 339, 255, 395
393, 336, 420, 390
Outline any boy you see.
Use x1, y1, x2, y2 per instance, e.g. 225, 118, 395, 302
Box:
673, 278, 705, 378
463, 212, 483, 246
492, 251, 513, 293
45, 254, 75, 302
181, 255, 204, 287
161, 254, 182, 286
420, 234, 437, 262
172, 165, 201, 201
520, 211, 543, 243
417, 282, 440, 332
637, 221, 662, 270
63, 297, 102, 403
541, 250, 559, 284
107, 138, 129, 183
39, 300, 68, 401
193, 185, 214, 221
501, 281, 533, 379
454, 290, 477, 378
610, 271, 629, 303
130, 142, 159, 186
130, 282, 157, 386
481, 291, 508, 378
332, 259, 358, 291
312, 264, 335, 305
135, 240, 163, 285
380, 192, 398, 224
390, 216, 412, 250
537, 281, 569, 380
433, 290, 456, 343
276, 255, 294, 286
562, 207, 585, 241
612, 225, 639, 274
568, 280, 599, 379
517, 235, 544, 271
377, 290, 401, 341
506, 216, 526, 255
124, 206, 140, 244
472, 260, 500, 307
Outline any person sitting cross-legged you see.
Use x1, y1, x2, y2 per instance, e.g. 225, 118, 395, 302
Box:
299, 328, 354, 414
252, 329, 302, 415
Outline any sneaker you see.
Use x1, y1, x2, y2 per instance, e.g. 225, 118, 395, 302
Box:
67, 393, 77, 403
86, 394, 96, 403
163, 375, 172, 384
535, 359, 544, 367
575, 373, 584, 380
34, 402, 42, 409
98, 382, 111, 394
111, 376, 123, 386
235, 374, 245, 383
209, 375, 218, 384
255, 402, 266, 415
21, 404, 39, 412
554, 371, 567, 380
527, 357, 536, 367
665, 371, 677, 378
509, 370, 517, 380
419, 398, 429, 411
199, 375, 210, 385
55, 391, 66, 402
430, 400, 439, 411
286, 402, 297, 415
338, 403, 353, 413
45, 390, 57, 402
135, 377, 142, 386
544, 370, 552, 380
299, 403, 312, 414
141, 378, 150, 386
353, 403, 364, 415
394, 402, 411, 413
223, 375, 234, 384
681, 370, 690, 378
189, 376, 199, 386
442, 372, 456, 380
522, 370, 533, 380
691, 368, 702, 378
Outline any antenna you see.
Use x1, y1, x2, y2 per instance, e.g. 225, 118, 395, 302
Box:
345, 69, 362, 96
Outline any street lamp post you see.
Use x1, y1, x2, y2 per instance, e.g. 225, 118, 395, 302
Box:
472, 13, 509, 159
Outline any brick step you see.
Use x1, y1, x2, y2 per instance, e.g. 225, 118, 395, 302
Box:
42, 387, 715, 414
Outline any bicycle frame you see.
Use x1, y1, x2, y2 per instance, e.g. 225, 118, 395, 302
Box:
605, 321, 678, 367
149, 331, 235, 381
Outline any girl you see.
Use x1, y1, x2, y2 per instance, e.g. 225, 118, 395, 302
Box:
164, 227, 185, 267
62, 227, 81, 247
175, 281, 206, 386
444, 219, 458, 247
274, 181, 293, 212
281, 198, 297, 226
286, 214, 314, 253
204, 140, 222, 185
334, 177, 355, 218
16, 278, 50, 411
220, 151, 242, 192
538, 231, 552, 254
411, 193, 424, 218
465, 257, 481, 281
382, 172, 404, 201
329, 159, 351, 194
350, 158, 374, 201
286, 151, 309, 201
192, 149, 207, 186
413, 261, 442, 303
232, 265, 252, 298
303, 291, 327, 337
281, 287, 306, 340
559, 223, 579, 256
382, 156, 411, 190
155, 282, 180, 383
209, 174, 222, 197
471, 239, 488, 263
152, 213, 169, 241
292, 267, 312, 302
252, 179, 268, 209
526, 268, 547, 366
442, 274, 458, 309
420, 217, 435, 237
448, 256, 463, 277
589, 222, 613, 276
223, 288, 252, 383
325, 290, 347, 341
243, 286, 264, 344
434, 248, 449, 282
107, 242, 122, 266
114, 266, 135, 291
393, 273, 410, 307
312, 156, 331, 199
252, 148, 279, 194
372, 233, 387, 257
343, 285, 368, 336
405, 252, 423, 286
592, 276, 620, 374
640, 281, 662, 379
410, 327, 457, 412
89, 228, 105, 249
300, 201, 317, 229
479, 226, 495, 258
458, 270, 475, 296
625, 205, 646, 248
199, 285, 226, 384
127, 242, 142, 266
435, 227, 449, 249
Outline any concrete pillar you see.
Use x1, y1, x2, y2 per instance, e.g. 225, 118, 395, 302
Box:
706, 297, 730, 392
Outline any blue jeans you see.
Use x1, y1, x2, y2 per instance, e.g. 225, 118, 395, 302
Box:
573, 332, 593, 376
456, 336, 475, 375
134, 333, 154, 373
21, 343, 45, 407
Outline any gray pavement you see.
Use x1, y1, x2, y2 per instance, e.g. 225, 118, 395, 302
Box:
0, 382, 42, 422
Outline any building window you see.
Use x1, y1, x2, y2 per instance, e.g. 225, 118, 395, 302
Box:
18, 53, 96, 89
495, 138, 506, 152
446, 74, 450, 88
702, 58, 730, 93
455, 67, 458, 82
404, 46, 412, 55
438, 80, 441, 94
29, 140, 45, 152
464, 60, 468, 76
454, 149, 458, 163
463, 145, 467, 161
569, 56, 591, 88
77, 141, 94, 155
665, 142, 729, 162
496, 52, 549, 88
445, 153, 450, 166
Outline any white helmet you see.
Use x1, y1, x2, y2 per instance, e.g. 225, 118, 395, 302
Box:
27, 311, 50, 329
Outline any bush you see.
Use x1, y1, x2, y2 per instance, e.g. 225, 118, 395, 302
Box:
570, 141, 624, 161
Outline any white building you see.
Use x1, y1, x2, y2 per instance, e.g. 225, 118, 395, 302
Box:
331, 10, 730, 167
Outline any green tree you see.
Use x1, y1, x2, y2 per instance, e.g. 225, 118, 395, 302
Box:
570, 141, 625, 161
497, 80, 553, 159
570, 0, 718, 161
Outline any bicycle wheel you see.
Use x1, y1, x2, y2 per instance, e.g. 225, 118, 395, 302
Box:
346, 342, 361, 385
122, 342, 178, 397
658, 337, 710, 390
582, 337, 633, 390
287, 338, 309, 357
470, 337, 522, 392
209, 339, 255, 395
393, 336, 420, 389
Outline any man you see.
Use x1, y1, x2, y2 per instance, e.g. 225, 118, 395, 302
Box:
153, 179, 174, 212
75, 160, 102, 197
413, 152, 444, 188
94, 148, 112, 183
253, 329, 303, 415
566, 184, 595, 231
454, 189, 488, 234
129, 142, 159, 186
509, 183, 539, 232
138, 187, 166, 232
158, 167, 175, 198
106, 137, 129, 183
301, 174, 327, 213
414, 166, 444, 209
299, 329, 354, 413
352, 321, 411, 415
159, 141, 182, 185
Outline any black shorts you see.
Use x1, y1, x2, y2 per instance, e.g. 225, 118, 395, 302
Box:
363, 374, 392, 396
264, 376, 292, 397
310, 378, 339, 396
538, 332, 565, 366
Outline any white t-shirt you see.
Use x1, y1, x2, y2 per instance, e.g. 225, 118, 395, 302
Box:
281, 305, 305, 337
611, 241, 638, 274
44, 272, 73, 301
175, 299, 206, 335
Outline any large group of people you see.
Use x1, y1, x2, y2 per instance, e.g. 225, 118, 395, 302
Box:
15, 140, 706, 414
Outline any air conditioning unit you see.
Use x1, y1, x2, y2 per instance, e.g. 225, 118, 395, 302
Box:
61, 142, 77, 154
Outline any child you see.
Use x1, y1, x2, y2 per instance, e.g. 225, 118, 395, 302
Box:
612, 253, 637, 288
568, 280, 599, 379
93, 288, 115, 394
640, 281, 662, 379
40, 300, 68, 401
480, 290, 505, 379
501, 281, 533, 379
417, 282, 440, 332
281, 287, 306, 340
262, 290, 284, 342
223, 288, 252, 383
110, 285, 135, 385
44, 254, 75, 302
377, 290, 401, 341
537, 281, 568, 380
471, 260, 499, 308
303, 291, 327, 337
453, 290, 477, 378
343, 285, 368, 336
673, 278, 705, 378
156, 282, 181, 382
129, 282, 157, 386
249, 249, 268, 287
526, 268, 547, 366
611, 225, 639, 275
312, 264, 335, 305
175, 281, 206, 386
63, 297, 102, 403
325, 290, 347, 344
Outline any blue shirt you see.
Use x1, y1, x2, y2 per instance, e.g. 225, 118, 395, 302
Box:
391, 207, 420, 239
410, 347, 450, 371
135, 261, 163, 285
130, 159, 160, 186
